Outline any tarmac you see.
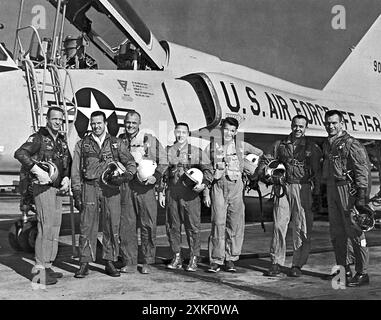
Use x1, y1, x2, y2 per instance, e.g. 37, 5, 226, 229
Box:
0, 174, 381, 301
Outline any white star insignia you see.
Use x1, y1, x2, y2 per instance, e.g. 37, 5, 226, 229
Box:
77, 92, 115, 130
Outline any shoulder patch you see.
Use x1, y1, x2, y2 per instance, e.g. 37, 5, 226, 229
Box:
26, 136, 34, 143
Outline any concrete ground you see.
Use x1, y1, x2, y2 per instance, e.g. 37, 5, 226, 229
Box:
0, 174, 381, 300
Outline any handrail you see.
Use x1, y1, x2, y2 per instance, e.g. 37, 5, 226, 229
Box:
16, 25, 48, 127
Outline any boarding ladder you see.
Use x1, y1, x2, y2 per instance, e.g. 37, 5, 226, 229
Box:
14, 5, 79, 256
15, 25, 78, 134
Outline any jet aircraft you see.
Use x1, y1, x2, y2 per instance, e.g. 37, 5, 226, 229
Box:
1, 0, 381, 251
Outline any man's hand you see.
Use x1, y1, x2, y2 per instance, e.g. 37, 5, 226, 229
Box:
30, 164, 51, 185
203, 193, 211, 207
60, 176, 70, 192
159, 191, 166, 208
110, 173, 133, 186
144, 175, 157, 185
193, 183, 205, 193
72, 190, 82, 212
203, 187, 211, 207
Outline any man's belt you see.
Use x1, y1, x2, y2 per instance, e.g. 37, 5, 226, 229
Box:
84, 178, 99, 185
287, 178, 310, 184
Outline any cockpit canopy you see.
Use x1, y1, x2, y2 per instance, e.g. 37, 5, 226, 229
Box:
48, 0, 167, 70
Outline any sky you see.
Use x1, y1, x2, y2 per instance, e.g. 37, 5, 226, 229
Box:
1, 0, 381, 89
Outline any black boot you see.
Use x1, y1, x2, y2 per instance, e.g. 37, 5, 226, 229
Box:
325, 265, 352, 282
347, 273, 370, 287
46, 267, 63, 279
105, 261, 120, 277
31, 268, 58, 285
265, 263, 281, 277
74, 263, 89, 278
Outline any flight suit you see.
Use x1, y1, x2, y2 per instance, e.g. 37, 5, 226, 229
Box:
206, 139, 263, 265
71, 133, 136, 263
165, 142, 213, 259
119, 130, 167, 266
14, 127, 71, 269
322, 131, 371, 273
260, 135, 321, 267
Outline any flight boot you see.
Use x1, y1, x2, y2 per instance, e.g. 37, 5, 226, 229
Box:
325, 265, 352, 282
289, 266, 302, 277
347, 273, 370, 287
46, 267, 63, 279
185, 256, 198, 272
74, 262, 89, 279
265, 263, 281, 277
105, 261, 120, 277
31, 268, 58, 285
141, 264, 151, 274
166, 253, 183, 270
225, 260, 237, 273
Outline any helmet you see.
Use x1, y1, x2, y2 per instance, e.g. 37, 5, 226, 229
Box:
261, 160, 286, 186
350, 205, 375, 232
137, 159, 157, 181
182, 168, 203, 189
36, 160, 59, 183
101, 161, 127, 188
243, 153, 260, 176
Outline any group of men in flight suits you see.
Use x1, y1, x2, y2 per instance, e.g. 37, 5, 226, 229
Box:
14, 106, 373, 288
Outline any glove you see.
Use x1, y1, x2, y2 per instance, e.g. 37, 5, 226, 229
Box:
144, 175, 157, 185
193, 183, 205, 193
72, 190, 82, 212
60, 176, 70, 192
30, 164, 51, 185
355, 188, 368, 209
111, 172, 133, 186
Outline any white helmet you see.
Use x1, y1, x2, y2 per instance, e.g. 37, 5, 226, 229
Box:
137, 159, 157, 181
182, 168, 203, 189
36, 160, 59, 183
262, 160, 286, 185
350, 205, 375, 232
243, 153, 260, 175
101, 161, 127, 188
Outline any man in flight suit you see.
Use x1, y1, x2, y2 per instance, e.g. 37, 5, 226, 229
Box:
260, 115, 322, 277
71, 111, 136, 278
206, 117, 263, 273
119, 111, 167, 274
323, 109, 371, 287
160, 122, 213, 272
14, 106, 71, 285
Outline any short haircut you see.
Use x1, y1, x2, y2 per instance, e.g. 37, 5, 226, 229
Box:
291, 114, 308, 127
124, 110, 141, 123
221, 117, 239, 129
175, 122, 189, 132
325, 109, 343, 122
47, 106, 64, 118
90, 110, 106, 122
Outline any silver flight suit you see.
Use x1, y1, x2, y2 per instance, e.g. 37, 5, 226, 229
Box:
206, 139, 263, 265
165, 142, 213, 259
